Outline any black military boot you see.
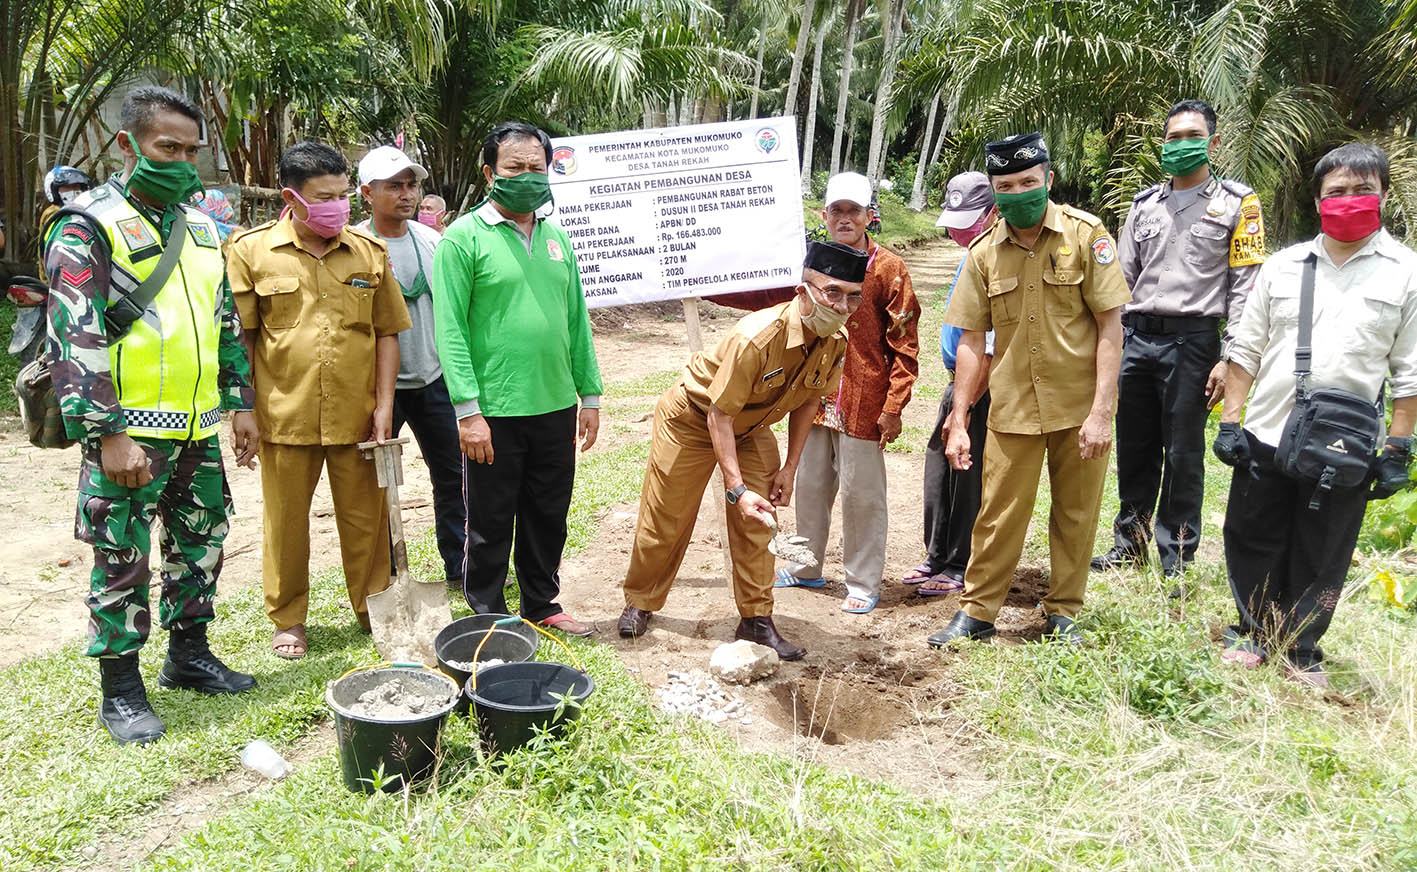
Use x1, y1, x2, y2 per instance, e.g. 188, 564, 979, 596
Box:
98, 655, 166, 745
158, 624, 257, 694
734, 616, 805, 661
927, 611, 996, 648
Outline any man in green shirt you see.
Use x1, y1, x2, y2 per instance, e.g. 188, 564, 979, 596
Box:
433, 121, 604, 636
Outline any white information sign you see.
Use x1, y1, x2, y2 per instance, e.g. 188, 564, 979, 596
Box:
548, 116, 806, 309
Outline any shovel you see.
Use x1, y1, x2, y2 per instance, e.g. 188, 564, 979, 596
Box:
358, 437, 452, 666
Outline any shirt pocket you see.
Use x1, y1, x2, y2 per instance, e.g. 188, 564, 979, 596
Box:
333, 269, 377, 333
1043, 263, 1085, 315
1346, 283, 1403, 349
988, 276, 1021, 326
1186, 217, 1231, 260
253, 275, 302, 329
752, 365, 788, 397
1269, 286, 1299, 326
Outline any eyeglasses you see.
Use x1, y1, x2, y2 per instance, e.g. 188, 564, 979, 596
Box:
808, 279, 864, 310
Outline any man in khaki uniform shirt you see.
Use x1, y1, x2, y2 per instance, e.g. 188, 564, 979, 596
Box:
931, 132, 1131, 647
616, 242, 862, 661
228, 142, 412, 658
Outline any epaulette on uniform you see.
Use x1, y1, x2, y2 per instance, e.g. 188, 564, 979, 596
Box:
1133, 183, 1164, 204
1219, 178, 1256, 200
228, 219, 278, 246
1059, 203, 1106, 229
346, 224, 388, 251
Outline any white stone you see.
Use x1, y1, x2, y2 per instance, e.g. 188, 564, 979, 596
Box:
709, 640, 780, 685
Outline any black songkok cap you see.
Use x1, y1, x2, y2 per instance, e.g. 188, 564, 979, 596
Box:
804, 240, 868, 283
984, 132, 1050, 176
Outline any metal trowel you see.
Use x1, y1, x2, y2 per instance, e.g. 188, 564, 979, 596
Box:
359, 437, 451, 666
766, 518, 815, 565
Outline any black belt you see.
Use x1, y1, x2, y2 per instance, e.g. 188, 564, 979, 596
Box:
1122, 313, 1221, 335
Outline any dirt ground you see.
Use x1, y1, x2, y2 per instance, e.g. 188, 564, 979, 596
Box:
1, 238, 1023, 796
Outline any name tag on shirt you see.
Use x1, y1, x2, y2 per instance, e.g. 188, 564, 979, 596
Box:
762, 367, 784, 381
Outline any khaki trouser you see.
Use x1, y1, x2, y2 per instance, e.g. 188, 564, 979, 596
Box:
961, 427, 1109, 622
787, 426, 888, 600
260, 442, 390, 630
623, 386, 781, 617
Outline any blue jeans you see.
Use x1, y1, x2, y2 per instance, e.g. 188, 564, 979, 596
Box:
392, 376, 467, 583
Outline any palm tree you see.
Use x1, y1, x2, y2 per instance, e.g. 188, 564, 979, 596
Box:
828, 0, 864, 173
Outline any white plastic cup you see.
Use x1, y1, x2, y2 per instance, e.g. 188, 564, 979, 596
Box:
240, 739, 291, 780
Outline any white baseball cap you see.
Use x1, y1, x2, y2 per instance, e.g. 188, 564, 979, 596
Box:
358, 146, 428, 187
824, 172, 873, 209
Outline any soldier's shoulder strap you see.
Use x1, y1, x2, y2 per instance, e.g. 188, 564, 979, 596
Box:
1059, 203, 1106, 229
45, 206, 112, 261
1132, 183, 1164, 204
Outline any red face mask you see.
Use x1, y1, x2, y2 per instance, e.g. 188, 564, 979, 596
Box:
947, 213, 990, 248
1319, 194, 1382, 243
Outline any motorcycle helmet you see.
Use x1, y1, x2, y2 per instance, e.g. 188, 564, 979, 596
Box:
44, 166, 94, 206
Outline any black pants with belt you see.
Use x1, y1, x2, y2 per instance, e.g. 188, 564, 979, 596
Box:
1221, 434, 1369, 668
923, 384, 990, 576
1111, 318, 1220, 572
461, 406, 577, 623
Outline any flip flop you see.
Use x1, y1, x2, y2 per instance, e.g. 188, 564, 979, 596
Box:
271, 625, 307, 660
916, 573, 965, 597
842, 594, 879, 614
902, 563, 935, 585
774, 568, 826, 589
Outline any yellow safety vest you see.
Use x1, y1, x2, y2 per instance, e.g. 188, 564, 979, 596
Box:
74, 182, 227, 440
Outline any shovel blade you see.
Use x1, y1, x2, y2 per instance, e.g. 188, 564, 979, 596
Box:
367, 576, 452, 667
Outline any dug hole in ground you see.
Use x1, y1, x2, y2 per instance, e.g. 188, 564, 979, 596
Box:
0, 240, 993, 796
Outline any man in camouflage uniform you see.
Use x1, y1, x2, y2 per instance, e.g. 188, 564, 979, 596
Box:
46, 86, 260, 745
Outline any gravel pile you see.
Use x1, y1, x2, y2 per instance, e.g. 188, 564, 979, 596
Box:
656, 670, 754, 725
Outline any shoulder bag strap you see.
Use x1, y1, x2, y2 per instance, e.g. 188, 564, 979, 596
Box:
1294, 251, 1317, 399
104, 209, 187, 340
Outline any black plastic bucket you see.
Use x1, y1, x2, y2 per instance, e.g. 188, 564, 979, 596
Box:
465, 662, 595, 755
326, 666, 460, 793
435, 628, 537, 716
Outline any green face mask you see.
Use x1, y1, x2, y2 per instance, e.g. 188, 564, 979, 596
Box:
489, 172, 553, 214
994, 186, 1050, 229
123, 133, 204, 207
1160, 137, 1211, 177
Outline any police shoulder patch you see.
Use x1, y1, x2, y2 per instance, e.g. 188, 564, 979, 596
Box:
1229, 193, 1266, 267
1091, 235, 1117, 265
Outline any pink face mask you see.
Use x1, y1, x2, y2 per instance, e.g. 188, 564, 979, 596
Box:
285, 188, 350, 238
947, 212, 991, 248
417, 211, 442, 228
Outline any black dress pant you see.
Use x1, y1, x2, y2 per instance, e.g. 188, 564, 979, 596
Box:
462, 406, 577, 623
1112, 324, 1219, 571
392, 376, 467, 583
923, 384, 990, 575
1222, 434, 1369, 668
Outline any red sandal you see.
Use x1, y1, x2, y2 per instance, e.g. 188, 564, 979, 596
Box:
539, 613, 594, 637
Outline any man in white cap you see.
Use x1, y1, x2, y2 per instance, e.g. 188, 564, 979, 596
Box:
356, 145, 467, 591
774, 172, 920, 613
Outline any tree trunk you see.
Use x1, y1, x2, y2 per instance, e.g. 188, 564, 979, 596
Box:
829, 0, 861, 174
865, 0, 906, 185
844, 120, 856, 172
908, 91, 940, 211
783, 0, 817, 129
748, 12, 768, 119
800, 12, 832, 195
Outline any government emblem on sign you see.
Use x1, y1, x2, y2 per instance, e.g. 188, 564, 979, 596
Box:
755, 128, 779, 154
552, 146, 577, 175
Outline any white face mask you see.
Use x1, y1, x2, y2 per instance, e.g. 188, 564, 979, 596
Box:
59, 190, 79, 205
801, 282, 850, 336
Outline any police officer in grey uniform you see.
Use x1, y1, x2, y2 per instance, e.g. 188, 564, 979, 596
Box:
1091, 99, 1266, 579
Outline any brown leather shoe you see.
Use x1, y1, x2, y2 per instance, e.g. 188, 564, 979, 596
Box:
618, 606, 652, 638
735, 615, 805, 661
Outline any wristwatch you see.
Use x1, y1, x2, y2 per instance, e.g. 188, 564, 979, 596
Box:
725, 484, 747, 504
